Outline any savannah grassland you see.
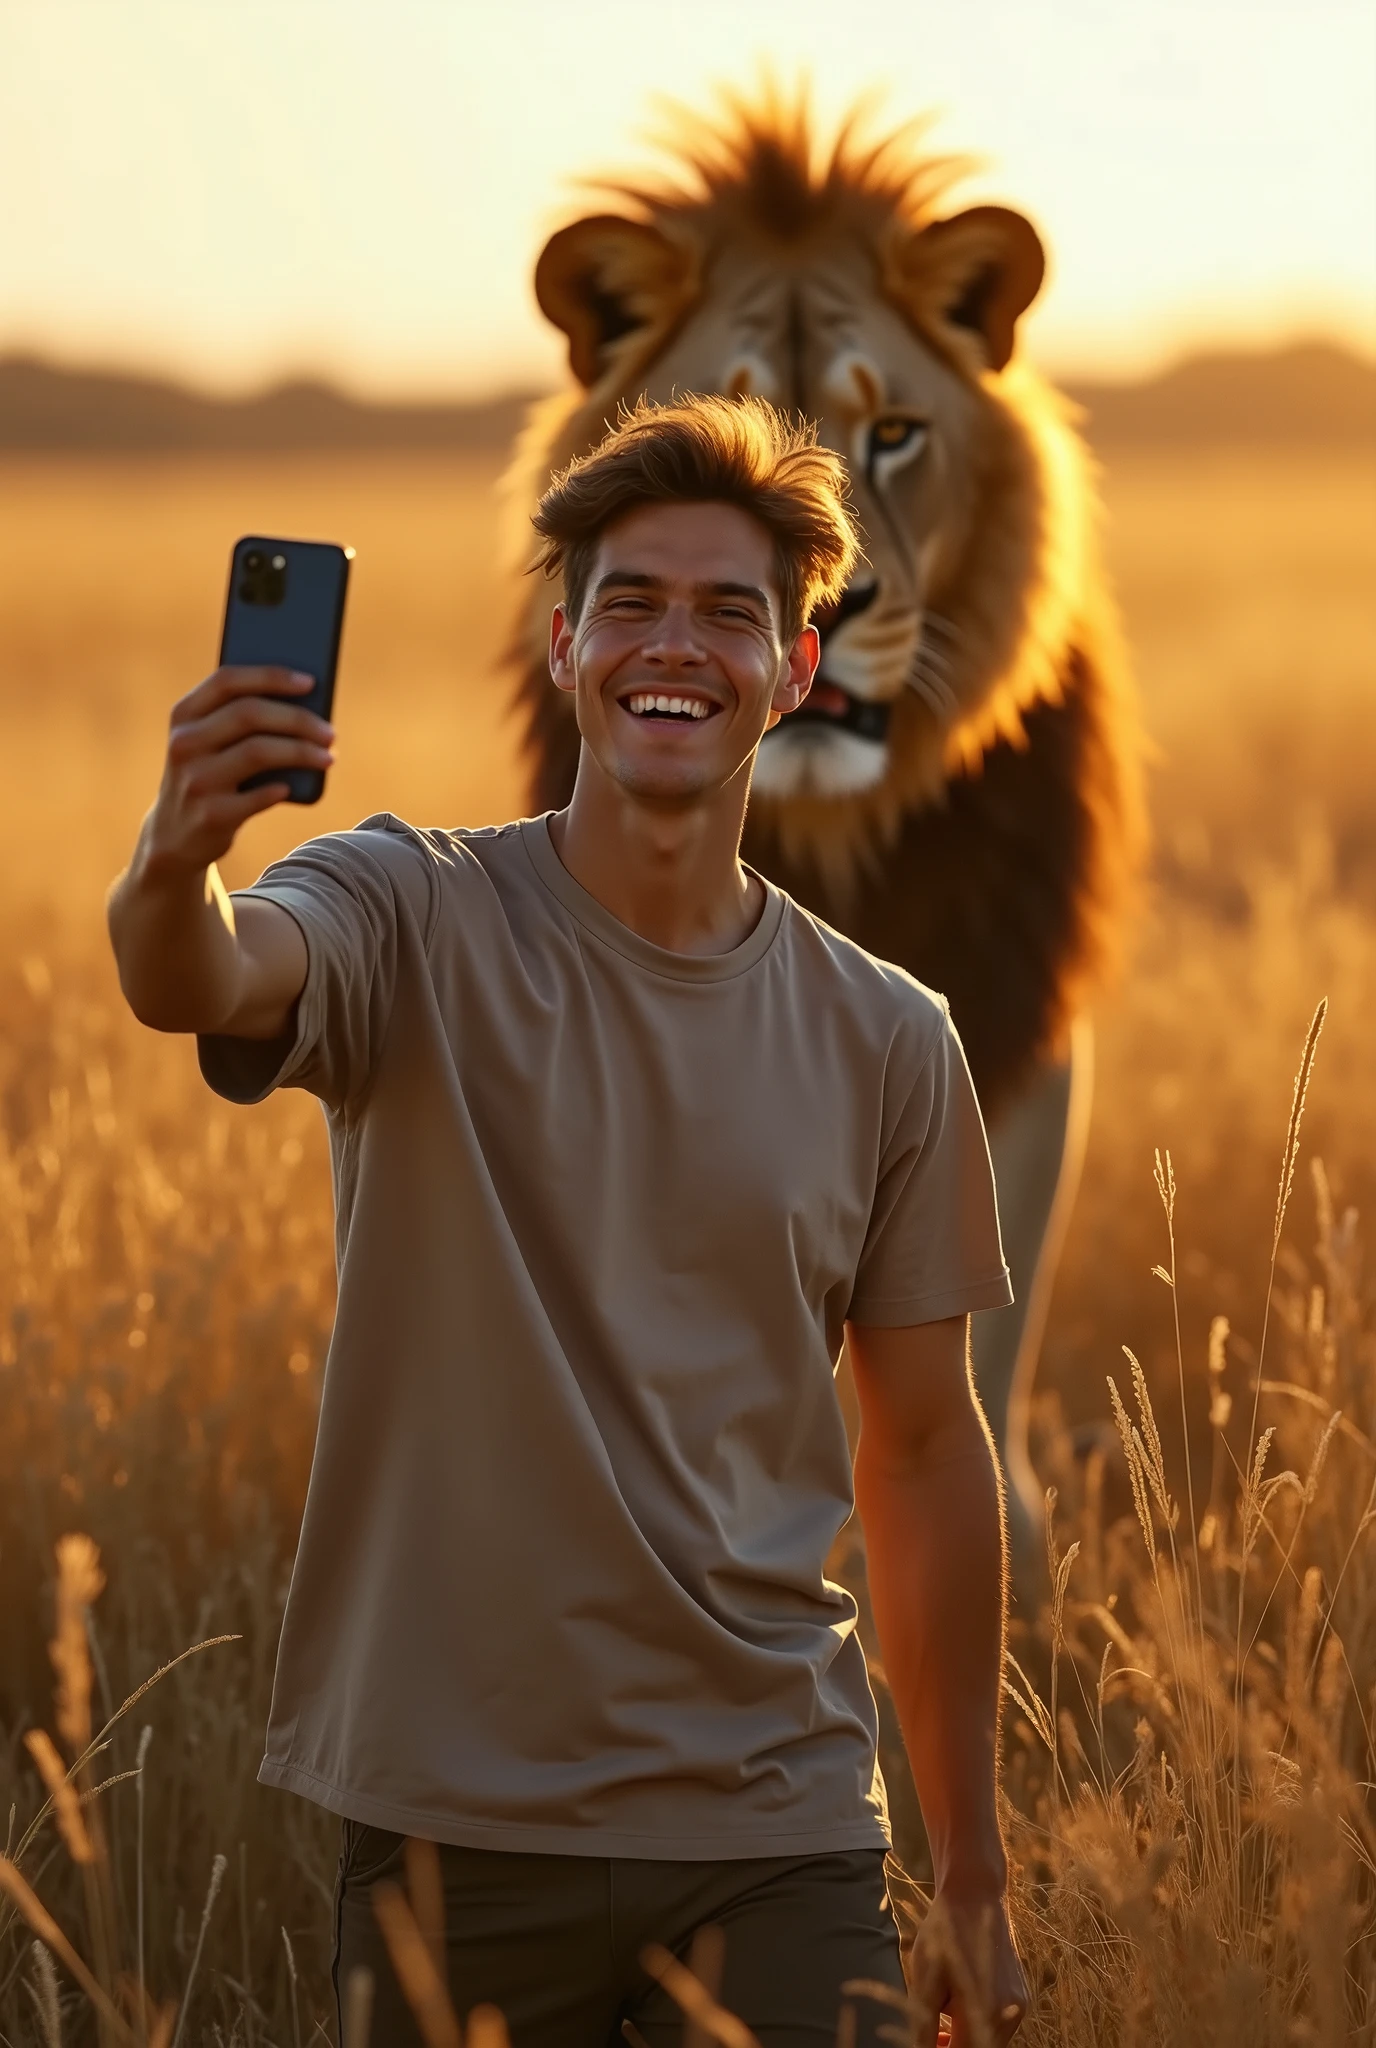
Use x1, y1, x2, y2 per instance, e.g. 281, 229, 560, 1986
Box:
1, 441, 1374, 2045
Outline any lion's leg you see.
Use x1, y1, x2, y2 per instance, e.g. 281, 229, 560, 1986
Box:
971, 1017, 1094, 1614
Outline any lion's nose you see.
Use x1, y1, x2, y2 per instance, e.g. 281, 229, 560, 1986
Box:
812, 580, 878, 647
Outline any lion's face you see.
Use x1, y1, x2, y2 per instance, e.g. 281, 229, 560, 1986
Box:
637, 236, 988, 801
521, 130, 1084, 869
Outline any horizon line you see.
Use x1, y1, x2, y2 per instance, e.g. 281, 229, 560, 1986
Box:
3, 327, 1374, 412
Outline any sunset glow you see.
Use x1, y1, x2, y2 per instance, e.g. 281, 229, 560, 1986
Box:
3, 0, 1373, 395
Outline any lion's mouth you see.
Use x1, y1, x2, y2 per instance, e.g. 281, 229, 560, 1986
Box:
776, 678, 891, 743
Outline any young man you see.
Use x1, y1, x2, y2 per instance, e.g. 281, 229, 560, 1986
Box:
108, 396, 1027, 2048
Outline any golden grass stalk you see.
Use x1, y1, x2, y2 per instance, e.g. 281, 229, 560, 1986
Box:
0, 1858, 135, 2046
1044, 1492, 1081, 1822
838, 1979, 909, 2011
1154, 1147, 1208, 1629
1232, 998, 1328, 1852
342, 1965, 375, 2048
1242, 996, 1328, 1468
50, 1533, 105, 1761
40, 1534, 121, 2043
280, 1927, 302, 2048
683, 1921, 726, 2048
2, 1633, 239, 1901
403, 1836, 446, 1986
146, 2006, 176, 2048
134, 1723, 152, 2035
372, 1880, 462, 2048
1105, 1375, 1154, 1564
122, 1979, 178, 2048
466, 2004, 513, 2048
640, 1942, 761, 2048
1271, 998, 1328, 1265
23, 1731, 93, 1866
167, 1852, 224, 2048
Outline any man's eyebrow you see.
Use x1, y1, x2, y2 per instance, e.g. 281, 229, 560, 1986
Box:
700, 580, 773, 610
590, 570, 774, 611
590, 570, 660, 598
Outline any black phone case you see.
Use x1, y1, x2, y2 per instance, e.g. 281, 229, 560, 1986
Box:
220, 535, 352, 805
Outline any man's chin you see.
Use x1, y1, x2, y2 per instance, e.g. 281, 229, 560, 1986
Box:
574, 725, 756, 806
608, 756, 719, 804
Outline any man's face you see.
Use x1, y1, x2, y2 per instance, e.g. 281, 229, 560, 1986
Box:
548, 500, 820, 804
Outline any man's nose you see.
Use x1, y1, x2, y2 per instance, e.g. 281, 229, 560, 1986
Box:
641, 601, 707, 663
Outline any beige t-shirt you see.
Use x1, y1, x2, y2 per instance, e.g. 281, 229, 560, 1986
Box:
201, 814, 1011, 1858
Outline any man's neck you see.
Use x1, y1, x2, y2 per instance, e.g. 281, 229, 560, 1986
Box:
547, 756, 763, 957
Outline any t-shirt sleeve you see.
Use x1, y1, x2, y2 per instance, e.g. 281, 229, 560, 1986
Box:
197, 816, 437, 1111
847, 1005, 1013, 1327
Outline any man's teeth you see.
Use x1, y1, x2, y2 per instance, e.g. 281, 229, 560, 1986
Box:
624, 693, 712, 720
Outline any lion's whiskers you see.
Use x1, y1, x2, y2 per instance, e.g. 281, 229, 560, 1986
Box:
906, 614, 961, 719
917, 610, 961, 645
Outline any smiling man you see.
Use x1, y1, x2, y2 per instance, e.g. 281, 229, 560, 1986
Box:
107, 395, 1025, 2048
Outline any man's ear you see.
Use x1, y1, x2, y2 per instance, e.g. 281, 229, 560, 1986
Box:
882, 205, 1045, 375
549, 603, 577, 695
535, 215, 700, 389
766, 624, 821, 728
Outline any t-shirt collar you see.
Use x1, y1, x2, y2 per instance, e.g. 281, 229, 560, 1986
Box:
520, 814, 786, 983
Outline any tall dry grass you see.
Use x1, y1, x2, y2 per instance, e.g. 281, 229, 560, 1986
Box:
1, 445, 1373, 2041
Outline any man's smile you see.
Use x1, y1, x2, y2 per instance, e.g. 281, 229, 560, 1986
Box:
617, 689, 721, 723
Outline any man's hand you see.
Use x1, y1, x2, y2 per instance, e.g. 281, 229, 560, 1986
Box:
847, 1316, 1027, 2044
909, 1887, 1027, 2046
107, 667, 324, 1038
144, 665, 335, 876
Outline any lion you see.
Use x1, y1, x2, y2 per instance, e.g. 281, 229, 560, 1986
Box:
503, 92, 1145, 1600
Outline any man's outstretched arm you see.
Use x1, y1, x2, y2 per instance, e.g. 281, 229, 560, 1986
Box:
108, 666, 331, 1037
847, 1313, 1027, 2047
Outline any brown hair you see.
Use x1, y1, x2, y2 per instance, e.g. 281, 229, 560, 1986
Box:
531, 393, 859, 641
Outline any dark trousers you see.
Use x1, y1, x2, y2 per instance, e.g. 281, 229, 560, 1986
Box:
332, 1822, 906, 2047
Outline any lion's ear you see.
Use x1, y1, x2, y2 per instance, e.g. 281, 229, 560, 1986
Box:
535, 215, 698, 388
884, 205, 1045, 374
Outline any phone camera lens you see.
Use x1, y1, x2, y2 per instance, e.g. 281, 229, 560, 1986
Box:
244, 551, 263, 571
271, 554, 286, 570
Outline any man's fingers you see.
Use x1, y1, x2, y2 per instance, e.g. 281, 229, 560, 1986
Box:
905, 1949, 949, 2048
171, 664, 315, 727
223, 781, 294, 823
910, 1927, 1025, 2047
185, 733, 334, 792
944, 1978, 1025, 2047
946, 2002, 1023, 2048
997, 1993, 1027, 2041
194, 782, 296, 846
193, 782, 295, 832
168, 692, 334, 766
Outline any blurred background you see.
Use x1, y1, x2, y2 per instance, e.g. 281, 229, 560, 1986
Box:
1, 2, 1374, 2040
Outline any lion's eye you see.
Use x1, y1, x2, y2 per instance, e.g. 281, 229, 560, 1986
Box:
866, 416, 929, 483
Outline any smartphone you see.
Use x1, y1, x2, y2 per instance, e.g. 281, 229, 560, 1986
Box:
220, 535, 353, 805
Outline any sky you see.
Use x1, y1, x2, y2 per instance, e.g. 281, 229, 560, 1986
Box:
3, 0, 1374, 397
